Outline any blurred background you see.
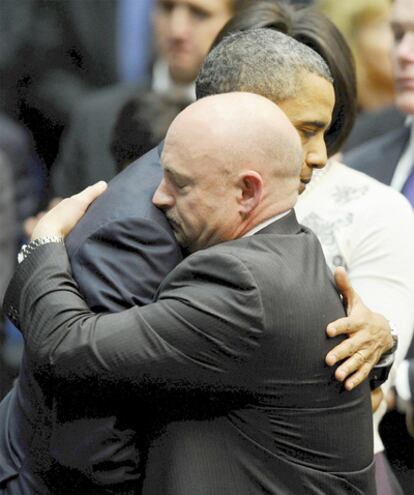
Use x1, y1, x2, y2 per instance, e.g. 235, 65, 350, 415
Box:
0, 0, 412, 492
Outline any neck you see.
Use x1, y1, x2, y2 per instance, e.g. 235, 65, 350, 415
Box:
236, 200, 294, 238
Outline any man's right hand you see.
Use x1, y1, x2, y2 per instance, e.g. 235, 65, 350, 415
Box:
31, 182, 107, 241
24, 197, 63, 237
325, 267, 394, 391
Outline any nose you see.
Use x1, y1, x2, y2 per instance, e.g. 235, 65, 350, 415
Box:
169, 6, 191, 39
395, 32, 414, 63
152, 178, 174, 209
307, 138, 328, 171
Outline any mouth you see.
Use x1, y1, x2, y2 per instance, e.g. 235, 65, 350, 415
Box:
166, 213, 180, 231
298, 177, 312, 194
396, 77, 414, 90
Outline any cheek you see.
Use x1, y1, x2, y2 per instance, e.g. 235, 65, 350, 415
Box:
153, 20, 168, 46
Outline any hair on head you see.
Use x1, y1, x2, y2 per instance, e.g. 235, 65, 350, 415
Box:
198, 0, 357, 156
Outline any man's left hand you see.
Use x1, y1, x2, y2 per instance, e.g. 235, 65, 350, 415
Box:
325, 267, 393, 391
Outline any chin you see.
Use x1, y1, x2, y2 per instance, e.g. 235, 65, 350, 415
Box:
169, 64, 198, 85
298, 183, 307, 194
396, 93, 414, 116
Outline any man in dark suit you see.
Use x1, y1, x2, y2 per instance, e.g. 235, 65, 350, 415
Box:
4, 92, 376, 494
344, 0, 414, 207
0, 27, 392, 495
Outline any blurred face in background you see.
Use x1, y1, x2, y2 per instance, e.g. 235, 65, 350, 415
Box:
390, 0, 414, 114
153, 0, 233, 84
355, 7, 395, 97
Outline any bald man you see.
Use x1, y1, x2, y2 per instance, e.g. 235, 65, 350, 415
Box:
4, 93, 375, 494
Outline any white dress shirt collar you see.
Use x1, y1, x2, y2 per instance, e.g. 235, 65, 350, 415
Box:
243, 210, 291, 237
152, 60, 196, 101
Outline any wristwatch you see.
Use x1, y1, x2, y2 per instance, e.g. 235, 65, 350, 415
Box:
383, 320, 398, 356
369, 320, 398, 390
17, 236, 64, 264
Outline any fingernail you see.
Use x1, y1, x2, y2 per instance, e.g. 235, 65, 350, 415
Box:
328, 327, 336, 337
336, 370, 345, 380
347, 382, 354, 390
326, 354, 336, 365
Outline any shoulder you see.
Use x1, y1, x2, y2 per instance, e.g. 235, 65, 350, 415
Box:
73, 83, 144, 121
66, 145, 171, 253
159, 244, 263, 300
158, 245, 265, 332
344, 127, 408, 169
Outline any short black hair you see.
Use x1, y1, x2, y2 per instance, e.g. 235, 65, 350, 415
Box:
203, 0, 357, 156
197, 28, 332, 106
111, 92, 191, 171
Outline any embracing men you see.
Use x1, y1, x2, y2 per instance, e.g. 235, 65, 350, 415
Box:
0, 29, 390, 495
4, 91, 376, 494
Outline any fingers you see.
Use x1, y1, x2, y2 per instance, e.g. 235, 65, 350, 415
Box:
326, 316, 360, 337
330, 343, 382, 390
341, 358, 376, 391
325, 329, 365, 366
31, 181, 107, 241
48, 197, 62, 209
334, 266, 354, 308
71, 181, 107, 211
24, 215, 42, 238
371, 388, 384, 412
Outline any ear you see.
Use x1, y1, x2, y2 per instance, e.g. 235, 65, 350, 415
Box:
237, 171, 263, 216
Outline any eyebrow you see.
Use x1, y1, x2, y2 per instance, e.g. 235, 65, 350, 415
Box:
164, 167, 191, 183
391, 20, 414, 30
299, 120, 329, 129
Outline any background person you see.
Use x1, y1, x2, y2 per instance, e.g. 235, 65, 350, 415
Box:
50, 0, 252, 199
344, 1, 414, 490
316, 0, 406, 151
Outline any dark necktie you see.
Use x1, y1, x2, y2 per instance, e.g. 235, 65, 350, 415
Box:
402, 165, 414, 208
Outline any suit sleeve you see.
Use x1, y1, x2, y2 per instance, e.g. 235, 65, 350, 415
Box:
68, 215, 183, 312
4, 243, 264, 394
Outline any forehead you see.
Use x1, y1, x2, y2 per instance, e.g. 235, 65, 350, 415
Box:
278, 75, 335, 125
162, 131, 220, 182
391, 0, 414, 23
157, 0, 231, 15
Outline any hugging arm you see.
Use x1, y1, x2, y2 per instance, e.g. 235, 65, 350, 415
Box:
325, 196, 414, 391
4, 244, 263, 395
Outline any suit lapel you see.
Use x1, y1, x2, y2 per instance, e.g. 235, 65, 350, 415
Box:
375, 126, 410, 184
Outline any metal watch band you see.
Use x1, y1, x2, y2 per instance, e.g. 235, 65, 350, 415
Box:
17, 236, 64, 264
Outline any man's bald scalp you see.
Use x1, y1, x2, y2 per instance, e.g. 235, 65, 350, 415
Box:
166, 92, 302, 178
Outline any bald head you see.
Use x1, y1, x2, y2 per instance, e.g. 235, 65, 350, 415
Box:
168, 92, 301, 176
153, 92, 303, 252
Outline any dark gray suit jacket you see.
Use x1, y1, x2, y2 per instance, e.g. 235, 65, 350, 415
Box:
0, 147, 182, 494
343, 106, 406, 152
344, 125, 410, 186
4, 212, 375, 494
